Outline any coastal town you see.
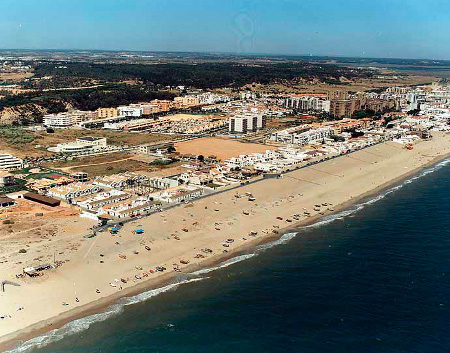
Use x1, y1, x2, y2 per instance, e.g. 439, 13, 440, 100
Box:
0, 53, 449, 351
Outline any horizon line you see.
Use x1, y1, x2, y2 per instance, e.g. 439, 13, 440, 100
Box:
0, 48, 449, 63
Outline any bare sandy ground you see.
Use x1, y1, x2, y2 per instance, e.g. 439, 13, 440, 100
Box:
175, 137, 277, 160
0, 132, 449, 350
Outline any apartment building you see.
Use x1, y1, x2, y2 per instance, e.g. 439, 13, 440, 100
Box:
173, 96, 200, 108
118, 106, 143, 117
99, 197, 160, 219
97, 108, 119, 119
229, 114, 266, 134
47, 182, 102, 202
151, 99, 172, 112
0, 154, 23, 170
139, 103, 160, 115
285, 96, 330, 112
329, 99, 357, 118
43, 112, 87, 128
270, 126, 334, 145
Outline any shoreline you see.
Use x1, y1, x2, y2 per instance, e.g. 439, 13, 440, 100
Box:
1, 138, 450, 352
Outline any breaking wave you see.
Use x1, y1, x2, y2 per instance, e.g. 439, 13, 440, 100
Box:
6, 277, 208, 353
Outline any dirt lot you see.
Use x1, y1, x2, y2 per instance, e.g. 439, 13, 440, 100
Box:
70, 159, 151, 177
0, 198, 81, 252
45, 152, 183, 177
175, 137, 276, 160
44, 153, 146, 176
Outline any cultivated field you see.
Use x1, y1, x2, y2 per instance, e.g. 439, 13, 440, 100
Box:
175, 137, 276, 160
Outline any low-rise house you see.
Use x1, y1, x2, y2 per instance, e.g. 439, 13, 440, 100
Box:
147, 177, 179, 189
99, 197, 160, 219
94, 172, 148, 190
179, 171, 213, 186
47, 182, 102, 202
155, 185, 204, 204
0, 195, 15, 208
27, 176, 74, 193
0, 171, 15, 187
75, 190, 131, 211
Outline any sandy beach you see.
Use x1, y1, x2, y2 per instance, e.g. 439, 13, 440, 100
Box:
0, 132, 449, 352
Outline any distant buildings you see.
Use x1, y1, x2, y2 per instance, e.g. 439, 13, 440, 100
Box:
329, 99, 358, 118
284, 95, 330, 113
173, 96, 199, 109
118, 106, 143, 117
43, 111, 93, 128
97, 108, 119, 119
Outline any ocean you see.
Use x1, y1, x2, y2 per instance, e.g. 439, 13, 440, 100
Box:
10, 158, 450, 353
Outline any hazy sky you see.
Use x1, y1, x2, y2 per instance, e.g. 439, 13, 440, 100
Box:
0, 0, 449, 59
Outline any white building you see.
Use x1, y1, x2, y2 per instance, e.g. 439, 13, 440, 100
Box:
99, 197, 160, 219
285, 96, 330, 113
229, 114, 265, 134
54, 137, 107, 154
94, 172, 147, 190
43, 112, 89, 128
155, 185, 204, 204
270, 126, 334, 145
43, 113, 73, 128
47, 183, 102, 201
75, 190, 130, 211
147, 177, 179, 190
118, 106, 143, 117
0, 154, 23, 170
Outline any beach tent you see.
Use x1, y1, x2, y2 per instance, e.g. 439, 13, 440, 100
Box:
136, 229, 144, 234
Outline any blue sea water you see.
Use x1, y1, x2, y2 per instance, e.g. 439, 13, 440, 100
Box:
10, 158, 450, 353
